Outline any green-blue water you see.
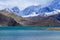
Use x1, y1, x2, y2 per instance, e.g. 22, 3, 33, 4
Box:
0, 26, 60, 40
0, 26, 59, 30
0, 30, 60, 40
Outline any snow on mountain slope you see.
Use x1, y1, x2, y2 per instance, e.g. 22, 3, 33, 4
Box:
21, 0, 60, 17
21, 5, 41, 15
4, 6, 22, 16
23, 12, 39, 17
22, 9, 60, 17
4, 6, 60, 18
44, 9, 60, 17
20, 5, 54, 17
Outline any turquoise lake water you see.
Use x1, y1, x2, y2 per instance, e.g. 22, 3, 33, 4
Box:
0, 30, 60, 40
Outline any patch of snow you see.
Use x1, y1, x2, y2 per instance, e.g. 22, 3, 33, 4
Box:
22, 12, 39, 17
44, 9, 60, 16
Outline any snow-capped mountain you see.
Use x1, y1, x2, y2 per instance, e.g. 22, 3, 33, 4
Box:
12, 7, 20, 13
21, 6, 54, 17
20, 5, 55, 17
4, 7, 20, 13
4, 6, 60, 17
0, 0, 60, 18
4, 6, 23, 16
20, 0, 60, 17
3, 0, 60, 17
4, 5, 44, 17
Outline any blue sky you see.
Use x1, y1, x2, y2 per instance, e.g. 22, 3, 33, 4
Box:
0, 0, 54, 10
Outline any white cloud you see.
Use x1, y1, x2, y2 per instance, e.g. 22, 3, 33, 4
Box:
0, 0, 54, 10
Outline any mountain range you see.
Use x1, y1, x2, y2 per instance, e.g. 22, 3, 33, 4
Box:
0, 0, 59, 18
4, 2, 60, 17
0, 0, 60, 26
0, 8, 60, 26
0, 10, 60, 26
4, 6, 54, 17
3, 4, 60, 21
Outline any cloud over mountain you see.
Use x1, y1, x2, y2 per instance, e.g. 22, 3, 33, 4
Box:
0, 0, 54, 10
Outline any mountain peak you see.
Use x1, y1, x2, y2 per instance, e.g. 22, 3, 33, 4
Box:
11, 6, 20, 13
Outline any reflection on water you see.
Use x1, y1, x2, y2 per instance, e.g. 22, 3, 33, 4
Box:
0, 30, 60, 40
